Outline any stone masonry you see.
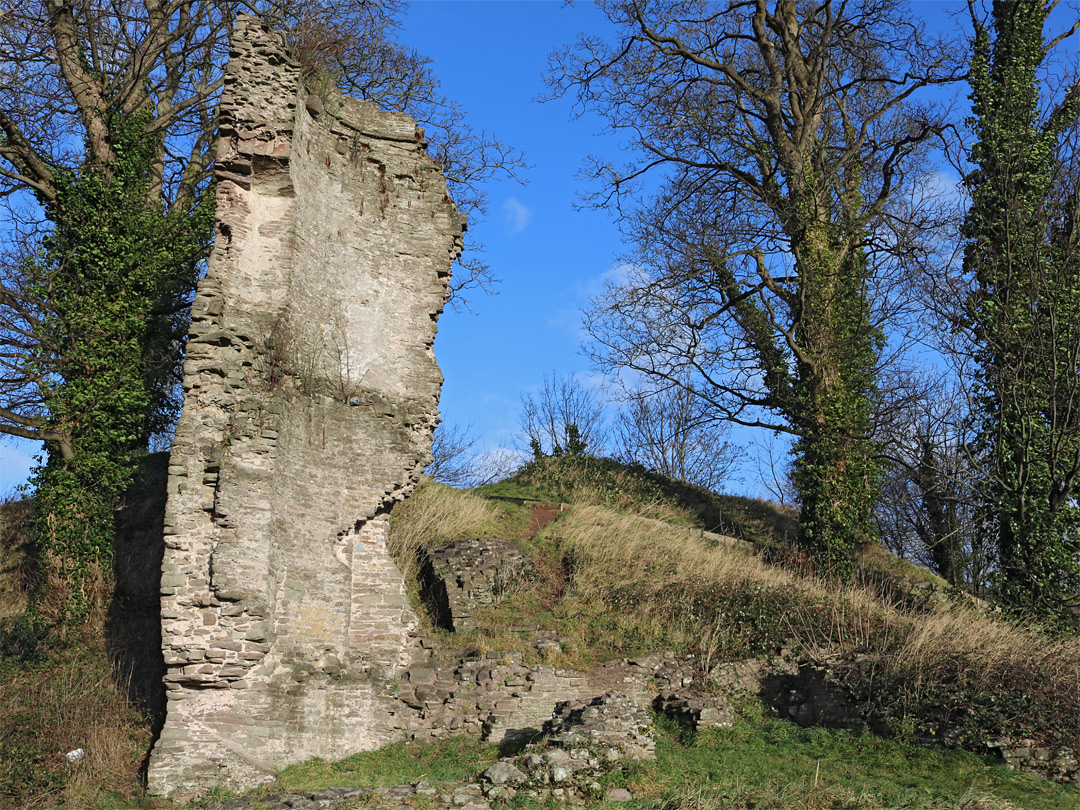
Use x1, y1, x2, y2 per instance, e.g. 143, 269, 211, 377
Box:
418, 538, 531, 631
147, 17, 464, 797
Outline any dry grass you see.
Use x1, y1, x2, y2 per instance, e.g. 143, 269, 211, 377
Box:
0, 461, 167, 809
0, 498, 34, 619
542, 465, 695, 523
390, 474, 1079, 754
555, 504, 790, 593
546, 503, 886, 664
850, 606, 1080, 749
507, 454, 799, 540
388, 477, 512, 581
535, 501, 1079, 750
0, 637, 152, 809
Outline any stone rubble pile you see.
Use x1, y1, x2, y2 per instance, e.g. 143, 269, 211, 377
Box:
395, 647, 736, 751
472, 687, 739, 806
397, 649, 585, 746
478, 691, 655, 805
653, 690, 735, 732
544, 692, 657, 760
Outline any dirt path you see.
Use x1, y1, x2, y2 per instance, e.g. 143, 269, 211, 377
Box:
527, 503, 561, 538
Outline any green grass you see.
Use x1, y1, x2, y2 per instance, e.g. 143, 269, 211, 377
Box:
272, 737, 499, 794
471, 481, 553, 502
624, 709, 1080, 810
209, 705, 1079, 810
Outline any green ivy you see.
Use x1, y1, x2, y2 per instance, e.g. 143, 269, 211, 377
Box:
786, 167, 884, 574
963, 0, 1080, 630
26, 108, 214, 623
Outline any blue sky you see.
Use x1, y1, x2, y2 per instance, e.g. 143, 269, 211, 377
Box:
402, 3, 622, 448
400, 0, 971, 491
0, 0, 1008, 496
402, 1, 636, 477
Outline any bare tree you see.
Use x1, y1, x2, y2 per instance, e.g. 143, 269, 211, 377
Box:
614, 379, 741, 491
520, 372, 607, 458
426, 422, 480, 488
874, 375, 988, 594
752, 433, 797, 508
549, 0, 961, 568
426, 423, 526, 488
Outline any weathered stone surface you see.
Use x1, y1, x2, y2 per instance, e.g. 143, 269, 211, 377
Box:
481, 761, 527, 785
394, 648, 710, 752
418, 537, 531, 631
654, 690, 734, 731
473, 691, 657, 805
195, 781, 489, 810
986, 738, 1080, 784
147, 16, 463, 798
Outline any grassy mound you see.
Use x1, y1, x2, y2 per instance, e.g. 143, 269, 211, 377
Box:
382, 460, 1080, 808
478, 454, 798, 543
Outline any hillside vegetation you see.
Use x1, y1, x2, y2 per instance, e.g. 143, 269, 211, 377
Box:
1, 456, 1078, 808
385, 457, 1080, 809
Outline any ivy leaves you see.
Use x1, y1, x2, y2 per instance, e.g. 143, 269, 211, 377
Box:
29, 109, 214, 623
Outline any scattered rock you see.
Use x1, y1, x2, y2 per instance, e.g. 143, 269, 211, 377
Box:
545, 692, 656, 761
481, 760, 527, 785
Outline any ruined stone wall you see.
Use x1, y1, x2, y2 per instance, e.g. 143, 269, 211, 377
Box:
147, 17, 464, 797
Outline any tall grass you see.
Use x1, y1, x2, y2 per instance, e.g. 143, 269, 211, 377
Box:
539, 502, 1079, 754
843, 609, 1080, 751
0, 463, 166, 809
544, 503, 851, 665
388, 477, 513, 582
389, 469, 1080, 762
0, 639, 152, 809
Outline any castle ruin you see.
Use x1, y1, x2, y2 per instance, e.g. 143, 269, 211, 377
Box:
146, 18, 465, 796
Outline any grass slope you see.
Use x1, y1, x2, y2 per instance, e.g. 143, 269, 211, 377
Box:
1, 455, 1078, 808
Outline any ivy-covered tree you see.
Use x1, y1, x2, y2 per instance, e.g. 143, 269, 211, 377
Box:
963, 0, 1080, 627
0, 0, 522, 622
24, 112, 213, 621
551, 0, 959, 570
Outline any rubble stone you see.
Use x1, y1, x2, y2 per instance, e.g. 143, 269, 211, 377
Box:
418, 538, 531, 631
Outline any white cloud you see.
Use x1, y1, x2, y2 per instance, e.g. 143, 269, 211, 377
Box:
574, 262, 636, 300
501, 196, 532, 233
548, 262, 639, 337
